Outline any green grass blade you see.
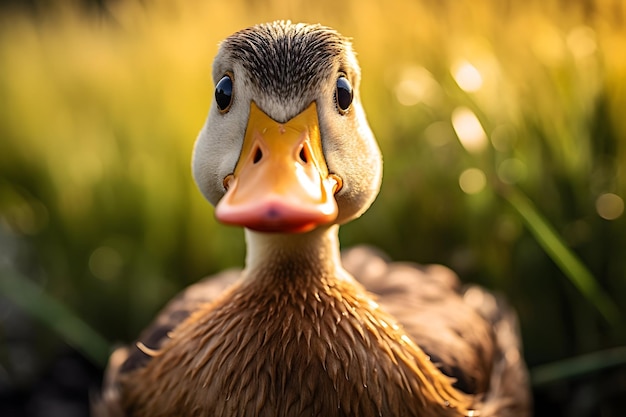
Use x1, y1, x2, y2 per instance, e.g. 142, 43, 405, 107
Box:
531, 346, 626, 386
0, 268, 111, 367
503, 187, 621, 326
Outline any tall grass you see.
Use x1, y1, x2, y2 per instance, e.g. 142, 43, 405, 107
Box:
1, 0, 625, 409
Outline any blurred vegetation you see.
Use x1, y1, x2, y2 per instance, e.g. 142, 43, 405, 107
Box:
1, 0, 626, 415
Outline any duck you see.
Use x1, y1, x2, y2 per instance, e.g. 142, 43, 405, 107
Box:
95, 21, 531, 417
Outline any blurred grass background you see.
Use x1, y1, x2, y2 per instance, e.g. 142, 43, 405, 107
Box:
1, 0, 626, 415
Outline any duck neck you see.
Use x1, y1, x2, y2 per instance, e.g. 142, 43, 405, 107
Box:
243, 224, 350, 283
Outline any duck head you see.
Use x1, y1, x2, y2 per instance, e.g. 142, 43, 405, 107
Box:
192, 21, 382, 233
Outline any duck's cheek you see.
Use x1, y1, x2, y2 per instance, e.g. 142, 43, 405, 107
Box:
329, 151, 382, 225
192, 115, 246, 207
215, 101, 342, 233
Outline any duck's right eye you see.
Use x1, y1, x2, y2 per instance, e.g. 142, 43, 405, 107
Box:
215, 74, 233, 113
335, 75, 353, 114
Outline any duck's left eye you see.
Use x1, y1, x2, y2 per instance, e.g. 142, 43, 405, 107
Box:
215, 74, 234, 113
335, 76, 353, 114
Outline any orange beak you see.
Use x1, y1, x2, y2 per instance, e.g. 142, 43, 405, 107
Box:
215, 101, 342, 233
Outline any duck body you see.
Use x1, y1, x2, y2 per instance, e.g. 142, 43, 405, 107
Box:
96, 21, 530, 417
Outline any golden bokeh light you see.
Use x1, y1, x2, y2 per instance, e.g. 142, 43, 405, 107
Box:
459, 168, 487, 194
596, 193, 624, 220
451, 107, 488, 153
452, 60, 483, 92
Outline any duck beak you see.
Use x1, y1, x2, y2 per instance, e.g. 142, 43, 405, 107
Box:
215, 101, 342, 233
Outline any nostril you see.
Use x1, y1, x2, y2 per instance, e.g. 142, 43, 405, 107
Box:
223, 174, 234, 191
298, 146, 308, 164
329, 174, 343, 194
253, 147, 263, 164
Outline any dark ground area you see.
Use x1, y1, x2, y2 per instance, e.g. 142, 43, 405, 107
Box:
0, 350, 100, 417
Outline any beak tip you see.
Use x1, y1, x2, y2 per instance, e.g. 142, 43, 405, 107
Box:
215, 197, 338, 234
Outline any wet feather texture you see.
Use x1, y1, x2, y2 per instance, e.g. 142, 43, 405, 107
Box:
96, 246, 530, 417
115, 254, 475, 416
